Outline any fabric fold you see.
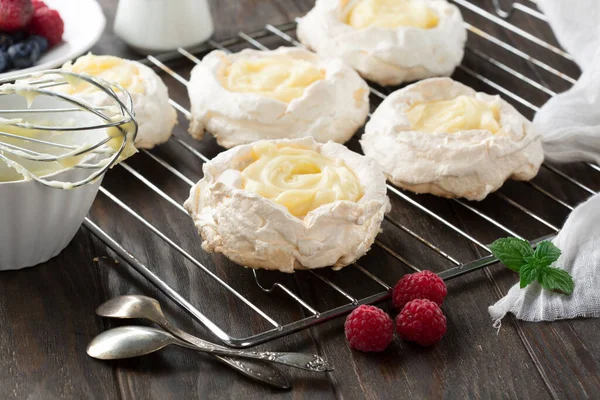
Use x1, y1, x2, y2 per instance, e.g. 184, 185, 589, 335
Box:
533, 0, 600, 165
489, 194, 600, 324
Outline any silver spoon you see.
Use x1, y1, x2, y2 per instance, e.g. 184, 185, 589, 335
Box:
95, 295, 333, 372
87, 326, 333, 372
95, 296, 290, 389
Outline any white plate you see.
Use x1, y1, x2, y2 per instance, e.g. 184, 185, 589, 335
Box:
0, 0, 106, 80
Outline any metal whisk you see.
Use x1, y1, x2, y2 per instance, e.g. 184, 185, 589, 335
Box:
0, 70, 138, 189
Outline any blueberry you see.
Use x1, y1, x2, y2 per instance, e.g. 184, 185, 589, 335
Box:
0, 51, 9, 73
7, 41, 41, 69
9, 31, 27, 43
0, 33, 13, 51
29, 35, 48, 53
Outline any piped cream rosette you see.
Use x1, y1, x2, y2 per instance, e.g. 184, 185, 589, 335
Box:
61, 54, 177, 150
184, 137, 390, 273
187, 47, 370, 148
297, 0, 467, 86
360, 78, 544, 201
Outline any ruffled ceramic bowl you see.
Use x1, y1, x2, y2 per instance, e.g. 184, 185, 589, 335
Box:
0, 93, 119, 270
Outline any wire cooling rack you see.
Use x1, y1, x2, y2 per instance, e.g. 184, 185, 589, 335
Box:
83, 0, 599, 348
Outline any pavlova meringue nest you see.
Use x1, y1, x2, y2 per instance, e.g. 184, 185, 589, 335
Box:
62, 54, 177, 150
187, 47, 369, 148
360, 78, 544, 201
184, 137, 390, 273
297, 0, 467, 86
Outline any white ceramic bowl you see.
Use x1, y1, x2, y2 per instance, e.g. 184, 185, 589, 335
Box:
0, 94, 108, 270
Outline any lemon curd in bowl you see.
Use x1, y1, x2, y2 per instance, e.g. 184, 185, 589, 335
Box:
0, 93, 123, 270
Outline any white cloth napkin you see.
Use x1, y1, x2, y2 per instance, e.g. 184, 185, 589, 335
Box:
489, 194, 600, 325
489, 0, 600, 324
533, 0, 600, 165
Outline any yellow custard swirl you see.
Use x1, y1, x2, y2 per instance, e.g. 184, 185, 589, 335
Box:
62, 54, 146, 95
221, 57, 325, 103
406, 95, 501, 134
241, 142, 363, 217
0, 119, 59, 181
346, 0, 439, 29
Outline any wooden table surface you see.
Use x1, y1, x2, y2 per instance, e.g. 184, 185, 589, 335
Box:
2, 1, 600, 399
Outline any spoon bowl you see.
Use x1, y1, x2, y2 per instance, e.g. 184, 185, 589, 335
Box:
87, 326, 184, 360
96, 295, 166, 323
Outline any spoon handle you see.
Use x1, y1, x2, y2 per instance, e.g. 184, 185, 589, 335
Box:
163, 322, 332, 372
208, 354, 291, 389
158, 321, 290, 388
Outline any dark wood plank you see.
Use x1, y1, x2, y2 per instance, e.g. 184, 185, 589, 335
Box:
0, 231, 121, 399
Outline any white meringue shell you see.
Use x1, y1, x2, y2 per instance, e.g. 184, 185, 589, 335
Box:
125, 61, 177, 149
187, 47, 370, 148
63, 57, 177, 150
296, 0, 467, 86
360, 78, 544, 201
184, 137, 390, 273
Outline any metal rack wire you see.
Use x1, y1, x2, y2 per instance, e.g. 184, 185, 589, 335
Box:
83, 0, 598, 348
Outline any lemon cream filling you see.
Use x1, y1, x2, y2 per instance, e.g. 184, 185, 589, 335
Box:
62, 54, 146, 95
0, 118, 66, 181
346, 0, 439, 29
221, 57, 325, 103
406, 95, 501, 134
241, 142, 363, 217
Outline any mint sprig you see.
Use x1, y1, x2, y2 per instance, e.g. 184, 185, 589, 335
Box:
487, 237, 533, 272
489, 238, 574, 295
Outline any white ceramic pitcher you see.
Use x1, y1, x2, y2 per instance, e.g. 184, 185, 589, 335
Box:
114, 0, 214, 53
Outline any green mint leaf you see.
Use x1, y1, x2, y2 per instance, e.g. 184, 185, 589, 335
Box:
519, 263, 540, 289
538, 267, 574, 295
489, 238, 534, 272
533, 241, 561, 267
524, 255, 544, 268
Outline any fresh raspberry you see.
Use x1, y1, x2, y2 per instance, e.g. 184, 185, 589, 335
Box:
0, 0, 34, 32
396, 299, 446, 346
32, 0, 47, 11
344, 305, 394, 352
392, 270, 447, 311
28, 6, 63, 47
